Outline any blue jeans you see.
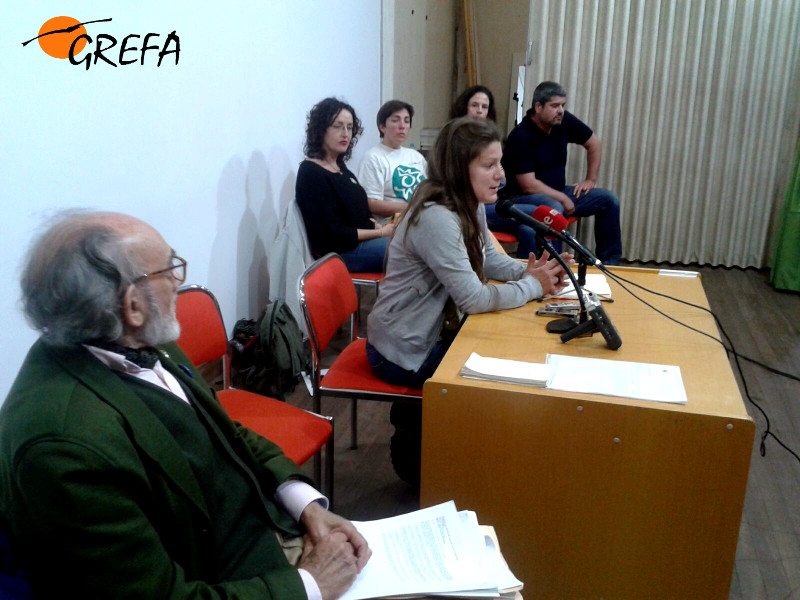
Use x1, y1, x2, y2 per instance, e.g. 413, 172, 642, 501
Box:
339, 237, 388, 273
366, 341, 448, 389
508, 186, 622, 264
484, 202, 540, 258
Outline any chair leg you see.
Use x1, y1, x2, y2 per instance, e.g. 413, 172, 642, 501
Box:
313, 450, 322, 494
350, 398, 358, 450
326, 416, 335, 511
313, 389, 321, 415
355, 285, 363, 328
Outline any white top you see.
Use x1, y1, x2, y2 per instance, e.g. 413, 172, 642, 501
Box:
358, 143, 427, 222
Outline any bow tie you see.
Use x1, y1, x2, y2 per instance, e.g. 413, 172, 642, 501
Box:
96, 342, 161, 369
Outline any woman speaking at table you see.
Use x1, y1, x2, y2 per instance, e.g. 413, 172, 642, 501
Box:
366, 117, 570, 388
366, 116, 570, 484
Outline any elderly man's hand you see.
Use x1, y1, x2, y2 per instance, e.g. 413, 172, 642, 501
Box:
301, 501, 371, 572
298, 531, 359, 600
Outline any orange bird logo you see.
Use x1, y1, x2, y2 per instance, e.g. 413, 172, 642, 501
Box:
22, 17, 111, 58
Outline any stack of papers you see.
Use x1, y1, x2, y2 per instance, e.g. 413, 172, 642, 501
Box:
460, 352, 552, 387
458, 353, 688, 404
342, 501, 522, 600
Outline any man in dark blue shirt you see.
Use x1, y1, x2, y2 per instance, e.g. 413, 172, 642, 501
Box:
500, 81, 622, 264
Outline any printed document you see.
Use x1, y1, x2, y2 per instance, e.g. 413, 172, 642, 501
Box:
340, 501, 522, 600
546, 354, 688, 404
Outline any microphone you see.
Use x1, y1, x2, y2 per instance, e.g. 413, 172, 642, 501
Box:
531, 206, 601, 266
494, 198, 557, 239
496, 198, 622, 349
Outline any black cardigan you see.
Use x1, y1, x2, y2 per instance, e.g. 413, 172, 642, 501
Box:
295, 160, 374, 257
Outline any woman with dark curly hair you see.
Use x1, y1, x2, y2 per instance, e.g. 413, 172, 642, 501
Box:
449, 85, 496, 121
296, 97, 393, 273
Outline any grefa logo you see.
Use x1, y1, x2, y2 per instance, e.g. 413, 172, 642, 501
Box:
22, 17, 180, 70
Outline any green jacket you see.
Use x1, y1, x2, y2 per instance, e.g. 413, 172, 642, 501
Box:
0, 340, 310, 599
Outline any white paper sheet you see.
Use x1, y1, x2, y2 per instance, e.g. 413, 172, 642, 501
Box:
546, 354, 688, 404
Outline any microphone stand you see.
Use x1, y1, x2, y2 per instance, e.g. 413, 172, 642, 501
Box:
577, 262, 587, 287
540, 238, 589, 335
542, 246, 621, 349
494, 199, 620, 348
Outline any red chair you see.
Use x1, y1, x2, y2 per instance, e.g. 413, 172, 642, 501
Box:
490, 230, 519, 245
299, 254, 422, 450
175, 285, 334, 504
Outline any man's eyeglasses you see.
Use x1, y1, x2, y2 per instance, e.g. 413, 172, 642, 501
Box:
134, 256, 187, 284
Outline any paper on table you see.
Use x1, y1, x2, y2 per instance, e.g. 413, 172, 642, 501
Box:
460, 352, 552, 387
340, 501, 505, 600
545, 273, 611, 300
546, 354, 688, 404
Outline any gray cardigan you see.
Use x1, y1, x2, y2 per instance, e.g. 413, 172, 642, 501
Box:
367, 202, 543, 372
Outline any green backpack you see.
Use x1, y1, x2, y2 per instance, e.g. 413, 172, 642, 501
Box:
240, 300, 310, 400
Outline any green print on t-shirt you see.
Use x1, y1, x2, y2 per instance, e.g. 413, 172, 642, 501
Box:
392, 165, 426, 201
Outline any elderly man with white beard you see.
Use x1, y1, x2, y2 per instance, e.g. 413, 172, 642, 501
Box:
0, 210, 369, 600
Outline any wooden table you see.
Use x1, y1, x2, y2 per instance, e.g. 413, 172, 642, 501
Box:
419, 267, 753, 600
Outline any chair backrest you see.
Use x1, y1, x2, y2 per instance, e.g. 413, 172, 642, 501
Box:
175, 285, 229, 368
299, 253, 359, 354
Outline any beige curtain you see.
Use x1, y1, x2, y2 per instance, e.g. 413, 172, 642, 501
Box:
525, 0, 800, 266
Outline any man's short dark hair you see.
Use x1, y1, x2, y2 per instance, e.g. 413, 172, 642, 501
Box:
531, 81, 567, 111
377, 100, 414, 137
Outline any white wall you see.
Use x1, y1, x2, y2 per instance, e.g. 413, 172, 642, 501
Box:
0, 1, 382, 400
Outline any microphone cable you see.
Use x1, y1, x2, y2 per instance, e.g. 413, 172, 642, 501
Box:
599, 267, 800, 465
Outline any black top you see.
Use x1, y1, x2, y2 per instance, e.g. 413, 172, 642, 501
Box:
501, 111, 593, 197
295, 160, 374, 257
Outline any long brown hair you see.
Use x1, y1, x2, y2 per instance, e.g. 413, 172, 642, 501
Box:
403, 117, 502, 281
450, 85, 497, 122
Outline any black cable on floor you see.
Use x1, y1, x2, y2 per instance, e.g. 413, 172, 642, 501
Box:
598, 267, 800, 465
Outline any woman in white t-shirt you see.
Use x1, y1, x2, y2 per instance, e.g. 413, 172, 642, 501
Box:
357, 100, 428, 224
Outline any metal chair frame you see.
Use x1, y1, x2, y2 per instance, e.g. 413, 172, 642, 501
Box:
349, 273, 383, 338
